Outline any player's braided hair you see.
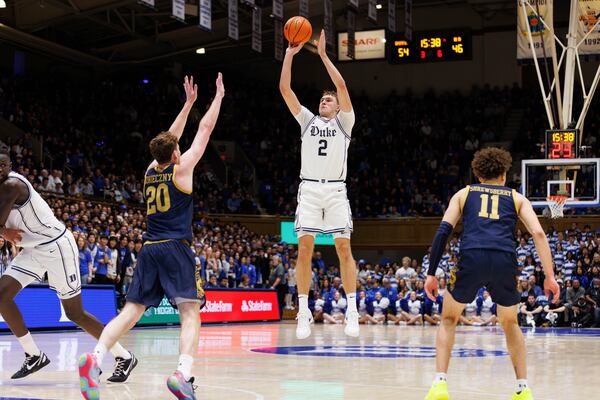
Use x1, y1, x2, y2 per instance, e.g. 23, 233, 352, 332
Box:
471, 147, 512, 181
149, 131, 178, 164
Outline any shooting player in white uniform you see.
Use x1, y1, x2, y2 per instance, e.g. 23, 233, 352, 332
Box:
280, 29, 359, 339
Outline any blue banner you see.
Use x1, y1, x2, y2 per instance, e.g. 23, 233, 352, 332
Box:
0, 285, 117, 331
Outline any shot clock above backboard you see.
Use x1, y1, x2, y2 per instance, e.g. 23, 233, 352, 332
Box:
388, 29, 472, 64
545, 129, 579, 159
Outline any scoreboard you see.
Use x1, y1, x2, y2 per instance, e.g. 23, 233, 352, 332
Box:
545, 129, 579, 159
388, 29, 472, 64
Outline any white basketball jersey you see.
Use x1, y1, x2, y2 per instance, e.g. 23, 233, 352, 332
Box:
295, 106, 355, 181
6, 172, 65, 248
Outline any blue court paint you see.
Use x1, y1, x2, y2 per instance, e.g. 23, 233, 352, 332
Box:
251, 345, 509, 358
456, 327, 600, 337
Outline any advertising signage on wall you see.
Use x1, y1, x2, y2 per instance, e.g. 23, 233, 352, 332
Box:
338, 29, 386, 61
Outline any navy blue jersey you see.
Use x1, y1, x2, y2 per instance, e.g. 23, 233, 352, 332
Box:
143, 164, 193, 242
460, 184, 519, 254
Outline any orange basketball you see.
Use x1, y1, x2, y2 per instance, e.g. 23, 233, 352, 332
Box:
284, 16, 312, 46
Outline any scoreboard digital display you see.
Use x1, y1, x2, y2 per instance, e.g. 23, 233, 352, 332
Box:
388, 30, 472, 64
545, 129, 580, 159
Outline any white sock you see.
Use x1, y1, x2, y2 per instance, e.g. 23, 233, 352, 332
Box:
93, 343, 108, 365
177, 354, 194, 381
110, 342, 131, 360
346, 293, 357, 313
298, 294, 309, 313
17, 332, 41, 356
516, 379, 528, 393
434, 373, 447, 383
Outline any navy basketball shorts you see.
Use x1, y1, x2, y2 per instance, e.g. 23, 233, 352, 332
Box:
448, 249, 520, 307
127, 240, 206, 309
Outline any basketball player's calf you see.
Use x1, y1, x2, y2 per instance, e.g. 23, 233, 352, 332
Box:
334, 238, 360, 336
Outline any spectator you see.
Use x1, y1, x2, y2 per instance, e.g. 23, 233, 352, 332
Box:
402, 291, 423, 325
519, 294, 543, 327
323, 291, 347, 324
585, 278, 600, 327
93, 235, 111, 284
269, 254, 286, 318
77, 235, 93, 284
370, 291, 390, 324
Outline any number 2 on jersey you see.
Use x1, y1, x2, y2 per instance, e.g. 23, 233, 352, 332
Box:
478, 194, 500, 220
146, 183, 171, 215
318, 140, 328, 156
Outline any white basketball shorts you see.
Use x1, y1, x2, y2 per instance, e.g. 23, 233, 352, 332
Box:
294, 181, 353, 239
5, 230, 82, 299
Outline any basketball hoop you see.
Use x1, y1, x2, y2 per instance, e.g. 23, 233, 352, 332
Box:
546, 196, 569, 219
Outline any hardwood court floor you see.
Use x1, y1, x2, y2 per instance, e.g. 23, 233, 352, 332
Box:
0, 323, 599, 399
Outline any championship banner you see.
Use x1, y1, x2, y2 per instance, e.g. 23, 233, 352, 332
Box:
299, 0, 309, 18
368, 0, 377, 24
517, 0, 554, 59
272, 0, 283, 20
229, 0, 239, 41
347, 9, 356, 59
577, 0, 600, 55
252, 7, 263, 53
348, 0, 359, 10
199, 0, 211, 31
324, 0, 335, 57
139, 0, 155, 7
388, 0, 397, 33
275, 19, 284, 61
172, 0, 185, 22
405, 0, 413, 41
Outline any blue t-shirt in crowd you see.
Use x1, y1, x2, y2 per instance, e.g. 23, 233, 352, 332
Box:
79, 249, 93, 277
94, 246, 111, 275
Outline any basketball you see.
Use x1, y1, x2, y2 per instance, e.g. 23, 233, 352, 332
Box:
284, 16, 312, 46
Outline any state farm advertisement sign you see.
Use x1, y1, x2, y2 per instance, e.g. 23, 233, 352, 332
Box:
338, 29, 386, 61
200, 289, 280, 323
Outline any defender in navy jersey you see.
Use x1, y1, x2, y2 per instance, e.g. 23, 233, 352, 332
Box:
423, 148, 559, 400
80, 74, 224, 400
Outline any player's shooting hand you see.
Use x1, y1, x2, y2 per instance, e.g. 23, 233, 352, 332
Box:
215, 72, 225, 99
286, 43, 303, 56
184, 75, 198, 105
424, 275, 439, 302
545, 276, 561, 304
315, 29, 327, 58
2, 228, 23, 245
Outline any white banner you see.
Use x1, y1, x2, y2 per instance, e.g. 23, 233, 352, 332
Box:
275, 19, 284, 61
347, 10, 356, 59
517, 0, 554, 59
368, 0, 377, 24
139, 0, 155, 7
338, 29, 386, 61
405, 0, 413, 40
252, 7, 262, 53
577, 0, 600, 55
229, 0, 239, 41
388, 0, 396, 33
348, 0, 359, 9
272, 0, 283, 20
172, 0, 185, 22
299, 0, 309, 18
199, 0, 211, 31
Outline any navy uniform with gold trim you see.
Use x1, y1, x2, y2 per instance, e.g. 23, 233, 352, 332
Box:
448, 184, 521, 307
127, 164, 205, 308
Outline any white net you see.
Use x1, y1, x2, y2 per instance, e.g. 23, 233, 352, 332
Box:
546, 196, 568, 219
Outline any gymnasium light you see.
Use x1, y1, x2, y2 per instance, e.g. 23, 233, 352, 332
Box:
0, 1, 7, 9
196, 48, 206, 54
376, 3, 382, 9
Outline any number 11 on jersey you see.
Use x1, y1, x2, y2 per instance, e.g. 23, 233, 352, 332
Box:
478, 194, 499, 220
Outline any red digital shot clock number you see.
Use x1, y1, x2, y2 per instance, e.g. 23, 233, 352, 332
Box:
545, 129, 579, 159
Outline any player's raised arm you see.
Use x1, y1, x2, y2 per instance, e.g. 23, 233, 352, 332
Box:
168, 75, 198, 140
424, 188, 465, 301
515, 192, 560, 303
279, 44, 303, 116
316, 29, 352, 113
176, 72, 225, 190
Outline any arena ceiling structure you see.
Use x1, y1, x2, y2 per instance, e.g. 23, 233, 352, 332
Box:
0, 0, 519, 68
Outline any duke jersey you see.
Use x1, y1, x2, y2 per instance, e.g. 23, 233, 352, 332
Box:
460, 184, 519, 253
295, 106, 355, 180
330, 298, 347, 314
6, 172, 65, 247
143, 164, 193, 242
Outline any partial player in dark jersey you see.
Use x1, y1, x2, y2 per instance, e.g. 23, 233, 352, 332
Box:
423, 148, 560, 400
78, 74, 225, 400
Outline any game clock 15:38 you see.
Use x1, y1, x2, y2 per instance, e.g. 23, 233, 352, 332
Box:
388, 30, 472, 64
545, 129, 579, 159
